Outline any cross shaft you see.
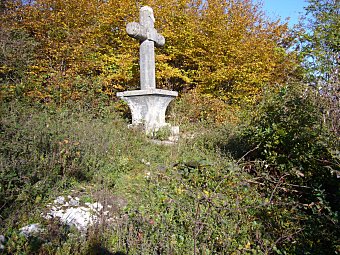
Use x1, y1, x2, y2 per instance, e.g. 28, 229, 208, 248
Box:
126, 6, 165, 90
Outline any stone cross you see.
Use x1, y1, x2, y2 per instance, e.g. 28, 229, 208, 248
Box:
126, 6, 165, 90
118, 6, 178, 135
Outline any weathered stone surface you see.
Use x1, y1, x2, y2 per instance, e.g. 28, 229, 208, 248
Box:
0, 235, 5, 250
126, 6, 165, 90
117, 89, 177, 130
118, 89, 177, 97
20, 224, 43, 238
119, 6, 178, 134
44, 195, 107, 233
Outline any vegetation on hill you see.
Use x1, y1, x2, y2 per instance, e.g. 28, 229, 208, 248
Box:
0, 0, 339, 254
1, 0, 300, 104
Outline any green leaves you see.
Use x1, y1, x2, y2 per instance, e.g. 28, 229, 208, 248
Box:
302, 0, 340, 85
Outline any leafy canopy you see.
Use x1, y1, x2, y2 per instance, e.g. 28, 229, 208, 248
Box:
1, 0, 299, 104
302, 0, 340, 86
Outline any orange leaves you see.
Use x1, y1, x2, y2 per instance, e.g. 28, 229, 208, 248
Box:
2, 0, 300, 104
174, 89, 240, 124
183, 0, 299, 103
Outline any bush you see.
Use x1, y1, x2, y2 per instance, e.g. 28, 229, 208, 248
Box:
0, 100, 136, 229
1, 89, 338, 254
218, 83, 339, 254
171, 90, 239, 125
113, 159, 274, 254
0, 27, 37, 101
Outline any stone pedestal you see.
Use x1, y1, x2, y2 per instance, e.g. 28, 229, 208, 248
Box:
118, 6, 179, 139
117, 89, 178, 133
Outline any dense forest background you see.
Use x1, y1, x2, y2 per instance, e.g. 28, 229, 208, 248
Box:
0, 0, 339, 254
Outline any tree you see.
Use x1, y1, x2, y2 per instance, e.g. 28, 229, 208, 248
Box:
300, 0, 339, 135
1, 0, 300, 105
191, 0, 298, 103
302, 0, 339, 86
0, 1, 38, 100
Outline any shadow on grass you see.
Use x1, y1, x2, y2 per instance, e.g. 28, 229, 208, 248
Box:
87, 244, 126, 255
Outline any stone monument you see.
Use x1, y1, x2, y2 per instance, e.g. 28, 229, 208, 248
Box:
117, 6, 178, 135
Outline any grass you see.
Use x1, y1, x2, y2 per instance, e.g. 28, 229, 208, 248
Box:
0, 98, 339, 254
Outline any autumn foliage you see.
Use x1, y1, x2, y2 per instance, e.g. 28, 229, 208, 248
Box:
1, 0, 299, 104
1, 1, 339, 254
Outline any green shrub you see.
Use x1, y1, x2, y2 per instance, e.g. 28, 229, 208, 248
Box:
113, 159, 269, 254
1, 91, 338, 254
218, 84, 339, 254
245, 85, 338, 202
0, 100, 137, 229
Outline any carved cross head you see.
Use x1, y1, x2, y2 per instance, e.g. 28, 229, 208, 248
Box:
126, 6, 165, 47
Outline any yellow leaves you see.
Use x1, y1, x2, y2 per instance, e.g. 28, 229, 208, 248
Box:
175, 187, 184, 195
245, 241, 251, 249
203, 190, 210, 196
157, 62, 191, 83
175, 89, 240, 124
29, 65, 48, 74
0, 65, 12, 73
2, 0, 299, 104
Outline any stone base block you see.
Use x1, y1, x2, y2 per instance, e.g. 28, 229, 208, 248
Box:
117, 89, 178, 133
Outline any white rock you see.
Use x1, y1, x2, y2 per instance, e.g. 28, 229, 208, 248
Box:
0, 235, 5, 249
19, 224, 42, 238
69, 198, 79, 206
145, 171, 151, 179
62, 207, 96, 231
44, 214, 52, 220
89, 202, 103, 212
54, 196, 65, 205
45, 196, 115, 233
142, 159, 151, 166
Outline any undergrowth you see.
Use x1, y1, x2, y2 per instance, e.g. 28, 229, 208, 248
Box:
0, 88, 339, 254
